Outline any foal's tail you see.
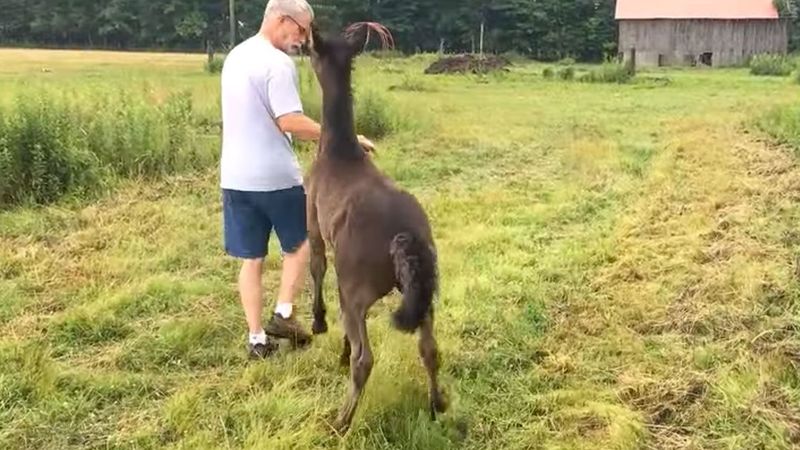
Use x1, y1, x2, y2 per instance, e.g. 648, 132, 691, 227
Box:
390, 232, 438, 333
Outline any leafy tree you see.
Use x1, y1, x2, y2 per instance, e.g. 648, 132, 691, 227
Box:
2, 0, 796, 60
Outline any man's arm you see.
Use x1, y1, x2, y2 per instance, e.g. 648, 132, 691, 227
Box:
275, 113, 321, 141
276, 113, 376, 153
267, 59, 374, 152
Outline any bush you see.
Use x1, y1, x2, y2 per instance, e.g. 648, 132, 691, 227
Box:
795, 69, 800, 84
354, 89, 395, 139
542, 67, 555, 79
205, 55, 225, 74
580, 62, 635, 84
749, 54, 795, 76
0, 88, 204, 208
557, 67, 575, 81
0, 94, 102, 206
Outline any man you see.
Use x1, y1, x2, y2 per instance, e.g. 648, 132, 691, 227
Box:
219, 0, 375, 359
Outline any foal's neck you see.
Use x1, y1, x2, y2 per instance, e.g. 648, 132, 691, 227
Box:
320, 68, 362, 160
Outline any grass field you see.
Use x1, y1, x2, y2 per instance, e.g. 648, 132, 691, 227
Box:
2, 48, 800, 449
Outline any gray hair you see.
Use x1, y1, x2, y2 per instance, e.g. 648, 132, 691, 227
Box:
265, 0, 314, 20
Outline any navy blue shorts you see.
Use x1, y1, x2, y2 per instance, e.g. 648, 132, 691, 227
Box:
222, 186, 308, 259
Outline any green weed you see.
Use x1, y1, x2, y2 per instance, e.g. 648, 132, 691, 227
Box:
749, 53, 795, 76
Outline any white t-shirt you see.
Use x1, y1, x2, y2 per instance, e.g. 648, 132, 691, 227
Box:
219, 35, 304, 192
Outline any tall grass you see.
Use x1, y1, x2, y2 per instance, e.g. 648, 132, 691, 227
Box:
749, 54, 796, 76
756, 104, 800, 153
0, 87, 207, 208
580, 62, 635, 84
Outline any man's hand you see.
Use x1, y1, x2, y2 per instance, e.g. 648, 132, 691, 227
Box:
358, 135, 376, 154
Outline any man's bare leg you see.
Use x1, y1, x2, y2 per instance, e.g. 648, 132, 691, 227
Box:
276, 240, 310, 316
266, 240, 313, 345
240, 258, 265, 333
240, 257, 279, 358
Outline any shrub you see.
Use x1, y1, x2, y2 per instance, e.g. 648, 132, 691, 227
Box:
354, 89, 395, 139
0, 94, 101, 206
557, 67, 575, 81
749, 54, 795, 76
205, 55, 225, 74
580, 62, 635, 84
542, 67, 555, 79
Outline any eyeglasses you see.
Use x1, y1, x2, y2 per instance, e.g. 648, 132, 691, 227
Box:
283, 15, 307, 37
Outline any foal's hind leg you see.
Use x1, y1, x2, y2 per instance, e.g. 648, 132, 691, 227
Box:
333, 300, 373, 434
419, 313, 447, 420
338, 287, 351, 367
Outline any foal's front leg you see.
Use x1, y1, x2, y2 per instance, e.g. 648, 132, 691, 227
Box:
308, 201, 328, 334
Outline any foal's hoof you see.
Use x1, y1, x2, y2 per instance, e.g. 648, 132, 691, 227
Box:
332, 418, 351, 436
429, 391, 449, 420
312, 320, 328, 335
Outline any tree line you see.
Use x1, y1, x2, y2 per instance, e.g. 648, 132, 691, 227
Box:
0, 0, 798, 62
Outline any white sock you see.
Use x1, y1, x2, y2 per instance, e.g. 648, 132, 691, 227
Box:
275, 302, 293, 319
249, 330, 267, 345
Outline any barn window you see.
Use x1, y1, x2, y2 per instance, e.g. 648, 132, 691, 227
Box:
699, 52, 713, 66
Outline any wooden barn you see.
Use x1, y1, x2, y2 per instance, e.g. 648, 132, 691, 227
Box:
615, 0, 788, 68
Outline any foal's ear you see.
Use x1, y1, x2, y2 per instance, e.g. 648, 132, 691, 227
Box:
343, 22, 395, 57
343, 25, 368, 56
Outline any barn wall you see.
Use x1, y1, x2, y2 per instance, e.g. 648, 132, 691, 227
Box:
618, 19, 788, 67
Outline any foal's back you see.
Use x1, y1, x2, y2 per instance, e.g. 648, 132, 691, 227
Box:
311, 154, 433, 296
313, 154, 431, 234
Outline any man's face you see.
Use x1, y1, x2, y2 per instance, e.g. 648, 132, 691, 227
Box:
277, 12, 311, 55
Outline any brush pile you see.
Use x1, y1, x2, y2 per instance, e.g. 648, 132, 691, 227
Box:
424, 54, 510, 75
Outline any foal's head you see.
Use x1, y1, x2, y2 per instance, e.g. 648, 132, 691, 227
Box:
308, 28, 358, 88
308, 22, 394, 87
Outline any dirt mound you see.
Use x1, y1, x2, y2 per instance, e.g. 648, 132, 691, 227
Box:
424, 54, 510, 75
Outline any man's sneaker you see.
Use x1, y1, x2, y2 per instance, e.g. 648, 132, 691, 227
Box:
264, 313, 312, 347
248, 339, 279, 359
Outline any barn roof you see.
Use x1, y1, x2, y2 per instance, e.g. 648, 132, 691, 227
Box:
615, 0, 781, 20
